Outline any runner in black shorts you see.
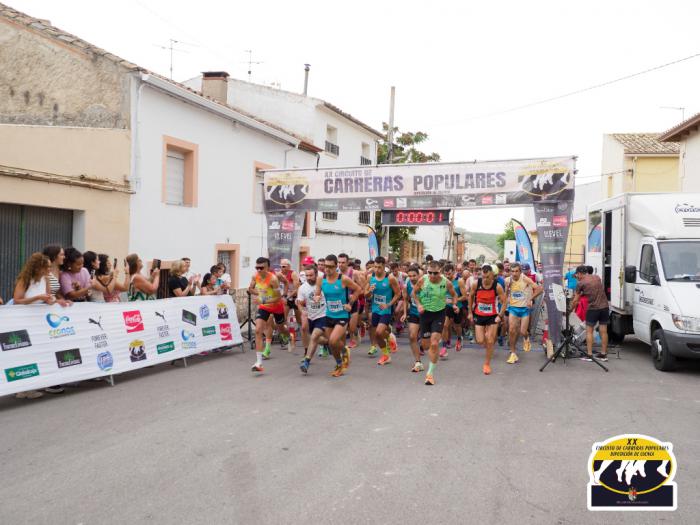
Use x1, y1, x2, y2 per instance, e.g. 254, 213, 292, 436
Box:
468, 264, 507, 375
412, 261, 460, 386
403, 265, 424, 373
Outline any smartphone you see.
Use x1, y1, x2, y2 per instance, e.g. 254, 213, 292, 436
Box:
113, 257, 118, 269
152, 258, 161, 271
90, 269, 96, 278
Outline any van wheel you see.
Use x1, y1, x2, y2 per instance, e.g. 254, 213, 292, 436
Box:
651, 329, 676, 371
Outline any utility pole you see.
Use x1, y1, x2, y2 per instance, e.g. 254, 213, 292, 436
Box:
381, 86, 396, 258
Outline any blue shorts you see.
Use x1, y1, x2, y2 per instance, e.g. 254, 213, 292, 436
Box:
371, 312, 393, 327
308, 317, 326, 332
508, 306, 530, 318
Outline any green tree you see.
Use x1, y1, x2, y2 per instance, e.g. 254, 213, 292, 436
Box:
375, 124, 441, 257
496, 220, 515, 259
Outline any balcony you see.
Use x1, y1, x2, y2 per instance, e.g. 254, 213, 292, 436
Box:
360, 156, 372, 166
325, 140, 340, 156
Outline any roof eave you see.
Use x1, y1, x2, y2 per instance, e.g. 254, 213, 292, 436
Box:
319, 103, 383, 139
658, 113, 700, 142
140, 73, 300, 147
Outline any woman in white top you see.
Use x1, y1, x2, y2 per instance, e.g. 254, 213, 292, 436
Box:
41, 244, 68, 301
13, 253, 54, 305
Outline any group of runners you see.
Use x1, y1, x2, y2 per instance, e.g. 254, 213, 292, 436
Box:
247, 253, 542, 386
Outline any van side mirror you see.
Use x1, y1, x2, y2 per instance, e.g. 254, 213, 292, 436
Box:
624, 266, 637, 284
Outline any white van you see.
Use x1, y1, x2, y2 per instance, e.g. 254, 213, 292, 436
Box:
586, 193, 700, 370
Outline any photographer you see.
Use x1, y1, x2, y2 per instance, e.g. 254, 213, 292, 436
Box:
570, 265, 609, 362
126, 254, 160, 301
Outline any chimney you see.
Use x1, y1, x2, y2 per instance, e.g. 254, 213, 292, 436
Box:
201, 71, 229, 104
303, 64, 310, 96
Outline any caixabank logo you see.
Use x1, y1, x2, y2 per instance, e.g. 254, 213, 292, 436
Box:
588, 434, 677, 511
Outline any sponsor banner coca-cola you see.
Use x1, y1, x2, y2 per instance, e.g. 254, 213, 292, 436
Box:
0, 295, 241, 397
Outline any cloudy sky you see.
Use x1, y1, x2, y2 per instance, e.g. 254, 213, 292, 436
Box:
10, 0, 700, 233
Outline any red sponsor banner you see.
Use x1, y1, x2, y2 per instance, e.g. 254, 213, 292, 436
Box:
481, 195, 493, 205
553, 215, 568, 227
123, 310, 144, 333
219, 323, 232, 341
383, 198, 395, 208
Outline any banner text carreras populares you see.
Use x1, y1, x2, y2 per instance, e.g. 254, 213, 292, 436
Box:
263, 156, 575, 211
0, 295, 241, 396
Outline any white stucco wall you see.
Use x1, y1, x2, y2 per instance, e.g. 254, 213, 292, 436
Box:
131, 84, 315, 285
680, 132, 700, 192
601, 135, 626, 197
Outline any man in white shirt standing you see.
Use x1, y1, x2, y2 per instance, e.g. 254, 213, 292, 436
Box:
297, 265, 328, 374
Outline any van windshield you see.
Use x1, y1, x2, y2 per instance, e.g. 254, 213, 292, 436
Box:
659, 241, 700, 281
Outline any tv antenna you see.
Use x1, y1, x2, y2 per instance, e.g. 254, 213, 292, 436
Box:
154, 39, 196, 79
660, 106, 686, 121
244, 50, 263, 82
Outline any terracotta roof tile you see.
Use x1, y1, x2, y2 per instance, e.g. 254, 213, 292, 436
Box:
611, 133, 680, 155
658, 112, 700, 142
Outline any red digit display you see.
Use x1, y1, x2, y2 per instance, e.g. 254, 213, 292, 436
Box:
382, 210, 450, 225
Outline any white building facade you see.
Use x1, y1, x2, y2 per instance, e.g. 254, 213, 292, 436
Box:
184, 75, 384, 263
130, 74, 317, 288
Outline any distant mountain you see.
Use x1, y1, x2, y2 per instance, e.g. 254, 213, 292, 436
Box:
461, 231, 500, 254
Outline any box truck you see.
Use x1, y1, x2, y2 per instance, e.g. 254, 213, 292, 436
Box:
586, 193, 700, 370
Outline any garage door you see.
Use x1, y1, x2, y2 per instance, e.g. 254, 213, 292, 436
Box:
0, 204, 73, 303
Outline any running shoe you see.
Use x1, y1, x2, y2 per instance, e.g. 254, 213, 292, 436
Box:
299, 359, 310, 374
439, 346, 448, 359
506, 352, 519, 364
498, 336, 504, 347
388, 333, 398, 353
482, 363, 492, 375
424, 374, 435, 386
348, 339, 358, 349
580, 355, 593, 362
455, 337, 462, 352
377, 354, 391, 366
330, 365, 344, 377
368, 345, 378, 357
594, 352, 608, 362
523, 337, 531, 352
342, 347, 351, 369
318, 345, 329, 358
412, 361, 424, 373
251, 364, 264, 373
262, 343, 271, 360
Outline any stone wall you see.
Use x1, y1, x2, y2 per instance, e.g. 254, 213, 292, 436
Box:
0, 17, 131, 128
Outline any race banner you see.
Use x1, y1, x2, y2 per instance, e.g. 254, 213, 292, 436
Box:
266, 210, 305, 270
263, 156, 575, 211
533, 200, 573, 346
0, 295, 241, 396
513, 218, 535, 270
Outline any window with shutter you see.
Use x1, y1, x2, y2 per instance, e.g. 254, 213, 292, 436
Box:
165, 150, 185, 205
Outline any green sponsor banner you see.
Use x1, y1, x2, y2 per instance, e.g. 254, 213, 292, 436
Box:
157, 341, 175, 354
5, 363, 39, 382
202, 326, 216, 337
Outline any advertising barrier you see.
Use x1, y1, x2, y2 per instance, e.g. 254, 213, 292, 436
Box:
0, 295, 241, 396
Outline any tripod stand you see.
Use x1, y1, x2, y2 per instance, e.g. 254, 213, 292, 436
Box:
540, 300, 608, 372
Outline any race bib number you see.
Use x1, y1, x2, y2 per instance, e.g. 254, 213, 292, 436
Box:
374, 294, 387, 307
327, 300, 343, 313
512, 291, 525, 300
477, 302, 494, 314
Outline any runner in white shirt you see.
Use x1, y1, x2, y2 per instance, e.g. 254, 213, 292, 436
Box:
297, 265, 328, 374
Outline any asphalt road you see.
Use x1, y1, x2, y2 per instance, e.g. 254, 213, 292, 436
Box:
1, 334, 699, 525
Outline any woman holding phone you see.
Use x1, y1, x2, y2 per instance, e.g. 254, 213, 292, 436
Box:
93, 254, 129, 302
126, 253, 160, 301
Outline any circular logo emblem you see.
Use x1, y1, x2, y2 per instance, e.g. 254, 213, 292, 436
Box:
265, 172, 310, 207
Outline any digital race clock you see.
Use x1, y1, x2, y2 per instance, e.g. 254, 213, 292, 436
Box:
381, 209, 451, 226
